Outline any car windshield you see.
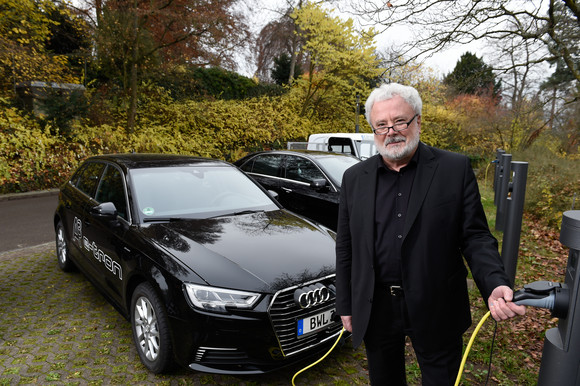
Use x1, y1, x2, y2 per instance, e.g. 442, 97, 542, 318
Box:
314, 156, 360, 187
130, 165, 278, 221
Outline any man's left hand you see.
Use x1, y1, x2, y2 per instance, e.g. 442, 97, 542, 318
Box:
488, 285, 526, 321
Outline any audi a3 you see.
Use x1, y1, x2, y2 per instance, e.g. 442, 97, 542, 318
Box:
53, 153, 344, 374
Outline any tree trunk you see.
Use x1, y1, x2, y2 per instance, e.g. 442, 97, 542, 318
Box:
127, 62, 138, 133
288, 0, 303, 83
549, 88, 556, 131
127, 2, 139, 133
288, 34, 298, 83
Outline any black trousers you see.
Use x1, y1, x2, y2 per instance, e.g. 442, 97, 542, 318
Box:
363, 285, 463, 386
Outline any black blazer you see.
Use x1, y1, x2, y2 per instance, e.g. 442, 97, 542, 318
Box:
335, 142, 510, 350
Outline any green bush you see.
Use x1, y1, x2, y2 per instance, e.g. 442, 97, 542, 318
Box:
144, 66, 285, 101
2, 91, 577, 235
0, 93, 327, 192
127, 92, 322, 160
0, 99, 79, 193
41, 88, 89, 138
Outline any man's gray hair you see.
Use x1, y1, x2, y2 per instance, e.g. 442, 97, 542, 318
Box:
365, 83, 423, 126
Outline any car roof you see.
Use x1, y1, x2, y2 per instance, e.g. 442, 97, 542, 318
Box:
308, 132, 374, 140
243, 149, 358, 159
86, 153, 230, 169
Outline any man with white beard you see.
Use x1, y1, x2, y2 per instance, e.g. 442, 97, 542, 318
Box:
335, 83, 525, 385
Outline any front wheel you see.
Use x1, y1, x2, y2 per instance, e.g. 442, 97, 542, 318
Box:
131, 282, 174, 373
55, 221, 75, 272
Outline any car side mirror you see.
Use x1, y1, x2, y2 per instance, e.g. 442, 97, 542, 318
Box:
91, 202, 118, 219
310, 178, 328, 191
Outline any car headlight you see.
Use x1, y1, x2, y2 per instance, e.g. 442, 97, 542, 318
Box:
184, 283, 260, 313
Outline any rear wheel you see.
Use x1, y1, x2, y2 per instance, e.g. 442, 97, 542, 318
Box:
131, 282, 174, 373
55, 221, 75, 271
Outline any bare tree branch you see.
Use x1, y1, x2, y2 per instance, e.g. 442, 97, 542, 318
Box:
335, 0, 579, 82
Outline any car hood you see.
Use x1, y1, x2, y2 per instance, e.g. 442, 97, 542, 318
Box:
140, 210, 336, 293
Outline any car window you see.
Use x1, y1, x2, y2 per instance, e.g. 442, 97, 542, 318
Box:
95, 165, 129, 220
243, 154, 283, 177
74, 162, 106, 197
314, 155, 360, 187
284, 156, 325, 184
130, 165, 278, 219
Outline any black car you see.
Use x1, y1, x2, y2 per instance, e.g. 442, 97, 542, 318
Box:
54, 153, 344, 374
234, 150, 360, 230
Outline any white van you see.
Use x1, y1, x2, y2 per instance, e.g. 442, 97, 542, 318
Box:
287, 133, 377, 160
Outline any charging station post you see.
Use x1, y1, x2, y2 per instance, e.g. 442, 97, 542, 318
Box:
495, 153, 512, 231
537, 210, 580, 385
492, 153, 580, 383
501, 161, 528, 286
492, 151, 528, 286
493, 149, 505, 207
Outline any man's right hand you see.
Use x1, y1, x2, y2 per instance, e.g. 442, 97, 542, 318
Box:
341, 315, 353, 332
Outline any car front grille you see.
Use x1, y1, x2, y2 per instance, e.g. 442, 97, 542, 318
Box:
268, 275, 342, 357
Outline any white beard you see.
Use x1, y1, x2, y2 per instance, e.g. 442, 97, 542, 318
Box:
376, 132, 420, 161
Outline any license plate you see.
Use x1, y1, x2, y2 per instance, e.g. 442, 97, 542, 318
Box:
297, 308, 335, 337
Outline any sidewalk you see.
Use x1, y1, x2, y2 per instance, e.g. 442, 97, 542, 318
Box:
0, 188, 59, 202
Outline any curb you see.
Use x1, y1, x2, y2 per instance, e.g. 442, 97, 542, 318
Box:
0, 188, 59, 202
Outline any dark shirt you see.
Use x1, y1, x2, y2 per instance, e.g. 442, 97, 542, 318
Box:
374, 148, 419, 283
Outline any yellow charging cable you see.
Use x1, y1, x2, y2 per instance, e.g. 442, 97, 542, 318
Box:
291, 327, 346, 386
292, 310, 491, 386
454, 310, 492, 386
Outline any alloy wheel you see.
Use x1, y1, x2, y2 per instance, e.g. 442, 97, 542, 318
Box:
57, 226, 67, 265
134, 296, 161, 361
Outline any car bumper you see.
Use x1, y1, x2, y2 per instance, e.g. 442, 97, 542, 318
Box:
169, 297, 346, 374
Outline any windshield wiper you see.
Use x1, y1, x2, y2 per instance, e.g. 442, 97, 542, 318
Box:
209, 209, 265, 219
143, 217, 188, 223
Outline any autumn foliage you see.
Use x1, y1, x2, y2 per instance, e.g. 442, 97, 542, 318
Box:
1, 0, 577, 230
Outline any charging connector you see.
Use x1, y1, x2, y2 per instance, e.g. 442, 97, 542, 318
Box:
513, 280, 569, 318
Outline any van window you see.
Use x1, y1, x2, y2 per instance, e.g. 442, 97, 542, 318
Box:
328, 137, 356, 156
358, 140, 377, 159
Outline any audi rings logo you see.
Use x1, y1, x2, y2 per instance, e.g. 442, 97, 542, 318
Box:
293, 283, 331, 309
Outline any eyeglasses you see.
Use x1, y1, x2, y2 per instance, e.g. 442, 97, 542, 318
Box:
372, 114, 418, 135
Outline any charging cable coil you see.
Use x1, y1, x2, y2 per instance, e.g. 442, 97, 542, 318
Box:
292, 310, 495, 386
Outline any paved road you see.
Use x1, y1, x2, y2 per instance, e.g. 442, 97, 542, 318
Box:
0, 190, 59, 253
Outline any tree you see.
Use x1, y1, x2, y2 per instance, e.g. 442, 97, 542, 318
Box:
0, 0, 81, 93
45, 3, 92, 84
336, 0, 579, 83
444, 52, 501, 99
290, 2, 382, 121
540, 58, 580, 153
336, 0, 579, 150
75, 0, 251, 132
45, 4, 90, 56
254, 6, 304, 83
271, 53, 303, 85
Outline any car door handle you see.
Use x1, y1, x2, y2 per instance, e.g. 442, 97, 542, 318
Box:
281, 187, 292, 193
